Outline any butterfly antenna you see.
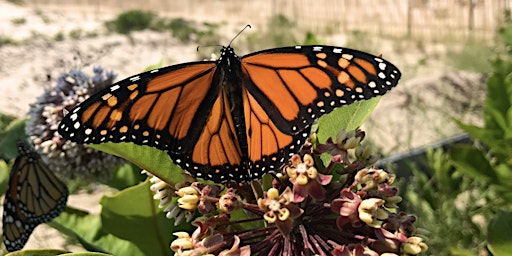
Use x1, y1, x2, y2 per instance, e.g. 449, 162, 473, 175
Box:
228, 24, 251, 46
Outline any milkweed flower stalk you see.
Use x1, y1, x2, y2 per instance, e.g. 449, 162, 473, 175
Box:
149, 129, 428, 256
25, 67, 125, 180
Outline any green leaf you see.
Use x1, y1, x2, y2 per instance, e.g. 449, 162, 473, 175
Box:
5, 249, 68, 256
488, 211, 512, 256
450, 145, 497, 182
107, 163, 146, 190
0, 118, 27, 160
50, 207, 141, 255
143, 61, 164, 72
448, 247, 478, 256
454, 120, 488, 143
317, 97, 380, 143
0, 160, 9, 195
89, 143, 184, 186
100, 181, 183, 256
59, 253, 113, 256
316, 98, 380, 168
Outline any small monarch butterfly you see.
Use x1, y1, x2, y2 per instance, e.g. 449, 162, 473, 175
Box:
2, 141, 68, 252
58, 42, 400, 183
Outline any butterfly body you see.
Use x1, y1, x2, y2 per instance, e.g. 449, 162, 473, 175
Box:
2, 142, 68, 252
58, 45, 401, 183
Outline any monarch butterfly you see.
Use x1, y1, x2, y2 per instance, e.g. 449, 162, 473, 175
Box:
2, 141, 68, 252
58, 43, 400, 183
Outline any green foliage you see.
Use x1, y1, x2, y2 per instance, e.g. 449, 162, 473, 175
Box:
50, 206, 142, 255
0, 160, 9, 196
398, 23, 512, 255
53, 31, 65, 41
266, 14, 297, 47
448, 40, 493, 73
302, 31, 324, 45
47, 181, 183, 256
100, 181, 179, 255
164, 18, 197, 43
397, 148, 493, 255
344, 30, 376, 54
245, 14, 299, 51
0, 118, 27, 160
5, 249, 68, 255
69, 29, 83, 40
11, 17, 26, 25
6, 0, 23, 4
89, 143, 185, 186
317, 98, 381, 143
105, 9, 156, 35
0, 36, 19, 46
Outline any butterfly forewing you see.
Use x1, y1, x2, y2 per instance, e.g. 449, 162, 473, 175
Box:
241, 46, 401, 135
61, 62, 218, 152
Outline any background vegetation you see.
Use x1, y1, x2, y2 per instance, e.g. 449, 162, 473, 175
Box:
0, 4, 511, 255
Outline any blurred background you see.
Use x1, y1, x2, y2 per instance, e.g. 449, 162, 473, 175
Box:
1, 0, 511, 255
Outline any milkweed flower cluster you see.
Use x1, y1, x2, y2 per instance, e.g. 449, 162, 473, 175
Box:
149, 129, 428, 256
25, 67, 125, 180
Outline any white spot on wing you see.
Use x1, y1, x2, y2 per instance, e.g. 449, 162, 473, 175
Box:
333, 48, 342, 53
111, 85, 120, 91
313, 46, 323, 51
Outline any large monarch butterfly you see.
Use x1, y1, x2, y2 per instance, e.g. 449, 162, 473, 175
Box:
2, 141, 68, 252
58, 43, 400, 183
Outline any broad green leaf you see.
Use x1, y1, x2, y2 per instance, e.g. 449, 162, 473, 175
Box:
488, 211, 512, 256
107, 163, 146, 190
450, 145, 497, 182
100, 181, 184, 256
317, 97, 380, 143
317, 98, 381, 168
5, 249, 67, 256
50, 207, 141, 255
89, 143, 184, 186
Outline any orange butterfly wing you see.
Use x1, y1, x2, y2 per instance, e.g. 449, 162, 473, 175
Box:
241, 46, 400, 135
62, 63, 218, 152
58, 45, 401, 183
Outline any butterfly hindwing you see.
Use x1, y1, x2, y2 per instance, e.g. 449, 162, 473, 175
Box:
2, 142, 68, 252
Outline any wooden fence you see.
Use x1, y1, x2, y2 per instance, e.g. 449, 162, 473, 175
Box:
28, 0, 510, 42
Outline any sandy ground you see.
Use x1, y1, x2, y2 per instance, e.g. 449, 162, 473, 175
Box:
0, 0, 485, 252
